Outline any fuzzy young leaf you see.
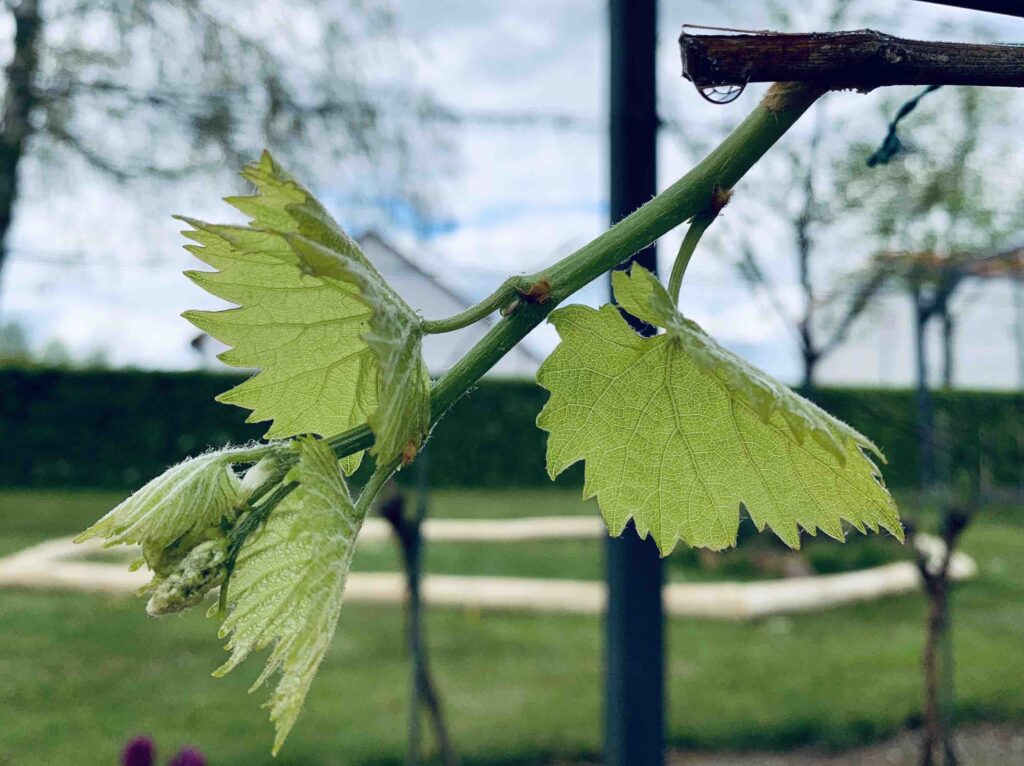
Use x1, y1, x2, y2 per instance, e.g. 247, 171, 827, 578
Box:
75, 448, 251, 550
537, 265, 901, 553
215, 437, 364, 754
180, 152, 430, 468
285, 233, 431, 464
179, 219, 376, 474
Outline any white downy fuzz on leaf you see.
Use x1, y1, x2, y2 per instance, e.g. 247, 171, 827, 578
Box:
146, 538, 229, 616
215, 436, 365, 754
237, 452, 287, 506
75, 447, 258, 550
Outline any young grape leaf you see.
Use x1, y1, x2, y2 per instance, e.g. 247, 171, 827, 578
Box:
613, 265, 870, 462
285, 233, 431, 464
180, 152, 430, 467
537, 264, 901, 553
74, 448, 250, 550
179, 220, 377, 473
215, 437, 364, 754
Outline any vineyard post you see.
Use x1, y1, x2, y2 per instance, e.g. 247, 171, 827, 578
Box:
606, 1, 664, 765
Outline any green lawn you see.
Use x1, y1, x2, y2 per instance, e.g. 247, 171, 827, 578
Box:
0, 488, 1022, 765
0, 488, 126, 557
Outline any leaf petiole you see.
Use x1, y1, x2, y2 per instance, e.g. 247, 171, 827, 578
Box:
356, 458, 401, 515
420, 276, 534, 334
667, 187, 732, 304
667, 212, 715, 305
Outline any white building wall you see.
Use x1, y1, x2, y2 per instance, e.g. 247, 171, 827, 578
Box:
195, 232, 542, 379
817, 280, 1023, 391
359, 233, 541, 379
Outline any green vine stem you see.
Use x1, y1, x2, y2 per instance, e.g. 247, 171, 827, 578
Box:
356, 458, 401, 513
324, 82, 824, 463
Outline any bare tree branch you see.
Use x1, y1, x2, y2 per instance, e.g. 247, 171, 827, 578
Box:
45, 124, 130, 182
44, 122, 214, 181
0, 0, 43, 309
820, 266, 892, 357
733, 241, 804, 346
679, 30, 1024, 91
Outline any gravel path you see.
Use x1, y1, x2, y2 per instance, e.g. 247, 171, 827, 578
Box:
666, 723, 1024, 766
0, 521, 975, 619
553, 724, 1024, 765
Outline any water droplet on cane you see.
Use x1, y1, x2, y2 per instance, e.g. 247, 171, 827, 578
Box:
697, 83, 746, 105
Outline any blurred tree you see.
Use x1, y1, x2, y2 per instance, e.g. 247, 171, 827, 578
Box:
38, 334, 69, 365
80, 344, 109, 368
378, 464, 461, 766
847, 81, 1022, 764
907, 501, 974, 766
729, 0, 890, 391
734, 225, 889, 391
844, 87, 1024, 488
0, 317, 28, 364
0, 317, 27, 360
0, 0, 435, 312
866, 247, 1023, 485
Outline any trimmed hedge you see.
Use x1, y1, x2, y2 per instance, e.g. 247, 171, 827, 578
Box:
0, 367, 1020, 490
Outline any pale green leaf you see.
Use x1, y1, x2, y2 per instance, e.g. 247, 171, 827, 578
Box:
537, 266, 901, 553
612, 265, 881, 463
285, 233, 431, 464
74, 448, 251, 550
228, 150, 359, 256
179, 206, 376, 472
215, 437, 363, 754
610, 261, 680, 330
180, 152, 430, 467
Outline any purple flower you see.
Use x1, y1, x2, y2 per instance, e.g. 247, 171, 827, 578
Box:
121, 737, 155, 766
169, 747, 207, 766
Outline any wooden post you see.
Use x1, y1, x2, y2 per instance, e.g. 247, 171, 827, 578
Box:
678, 30, 1024, 91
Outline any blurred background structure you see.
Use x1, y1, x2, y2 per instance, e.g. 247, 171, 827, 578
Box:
1, 1, 1023, 765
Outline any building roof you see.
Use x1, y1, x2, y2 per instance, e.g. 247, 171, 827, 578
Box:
358, 231, 541, 378
192, 231, 541, 379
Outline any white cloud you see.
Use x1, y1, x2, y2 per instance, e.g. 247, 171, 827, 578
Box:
2, 0, 1022, 389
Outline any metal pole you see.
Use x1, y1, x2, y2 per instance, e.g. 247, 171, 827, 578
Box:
407, 452, 425, 765
606, 1, 665, 764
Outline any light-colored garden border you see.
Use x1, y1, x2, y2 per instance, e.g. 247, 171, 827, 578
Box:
0, 517, 976, 620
